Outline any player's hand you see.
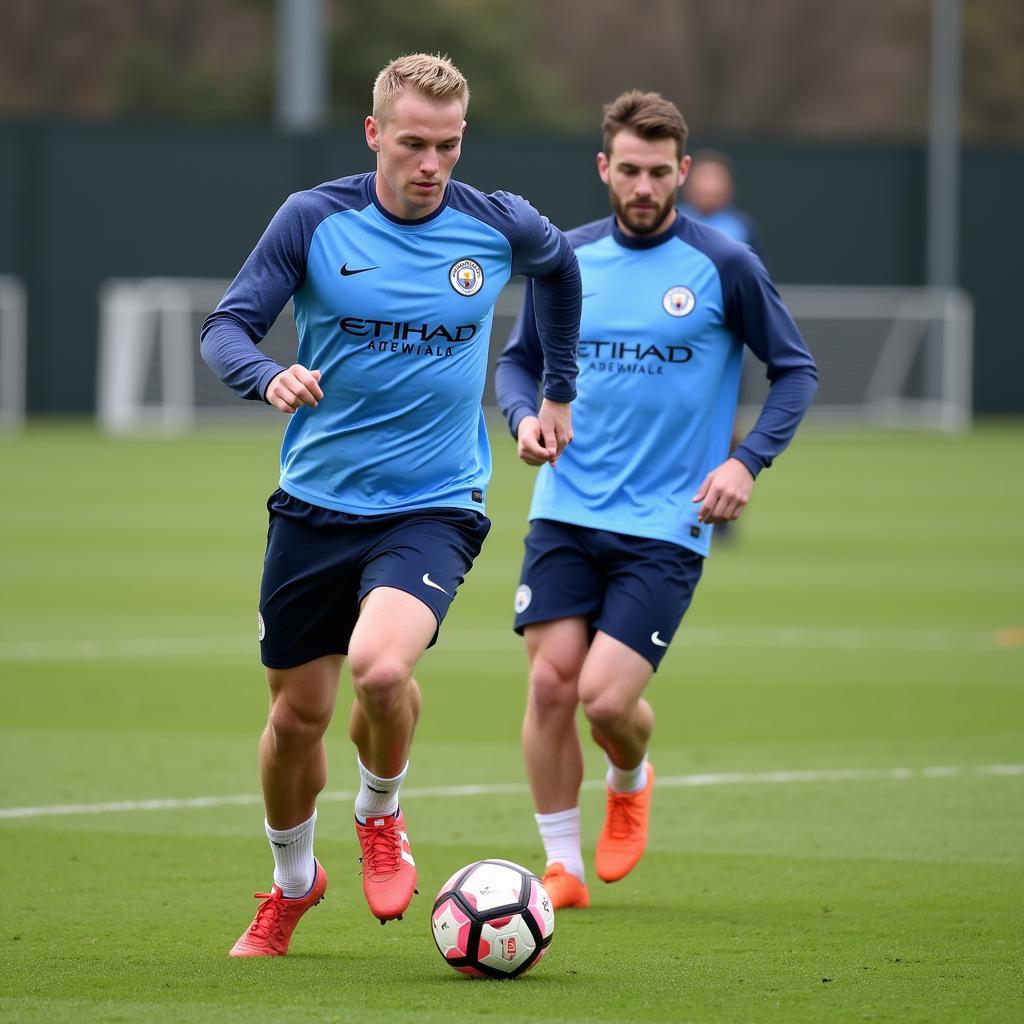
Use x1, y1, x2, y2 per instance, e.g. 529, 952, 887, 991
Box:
537, 399, 573, 466
265, 365, 323, 414
516, 416, 551, 466
692, 457, 754, 524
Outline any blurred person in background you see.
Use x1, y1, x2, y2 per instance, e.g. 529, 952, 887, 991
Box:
680, 148, 761, 254
202, 52, 580, 956
495, 90, 816, 910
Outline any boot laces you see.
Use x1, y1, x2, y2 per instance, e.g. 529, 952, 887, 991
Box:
606, 790, 642, 839
361, 822, 402, 879
246, 890, 283, 940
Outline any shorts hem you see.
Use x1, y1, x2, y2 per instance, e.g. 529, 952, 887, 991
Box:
513, 603, 597, 636
260, 647, 347, 670
593, 622, 662, 672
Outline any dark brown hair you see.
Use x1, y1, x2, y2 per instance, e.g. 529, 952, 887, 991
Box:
601, 90, 688, 160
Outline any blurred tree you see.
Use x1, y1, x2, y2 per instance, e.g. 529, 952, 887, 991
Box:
534, 0, 1024, 143
0, 0, 272, 118
0, 0, 1020, 141
963, 0, 1024, 142
325, 0, 580, 128
534, 0, 929, 140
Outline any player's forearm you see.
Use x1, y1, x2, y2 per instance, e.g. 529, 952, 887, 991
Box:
733, 365, 818, 475
200, 312, 287, 402
495, 353, 542, 438
531, 251, 581, 404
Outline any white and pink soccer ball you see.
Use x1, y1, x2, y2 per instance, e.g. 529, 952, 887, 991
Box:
431, 859, 555, 978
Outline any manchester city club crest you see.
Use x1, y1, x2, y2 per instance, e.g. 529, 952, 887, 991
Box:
449, 258, 484, 296
662, 285, 696, 317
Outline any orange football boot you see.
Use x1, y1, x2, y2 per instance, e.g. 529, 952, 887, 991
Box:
229, 858, 327, 957
595, 763, 654, 883
356, 809, 418, 923
541, 862, 590, 909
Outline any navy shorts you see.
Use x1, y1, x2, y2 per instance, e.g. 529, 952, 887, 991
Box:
259, 489, 490, 669
513, 519, 704, 670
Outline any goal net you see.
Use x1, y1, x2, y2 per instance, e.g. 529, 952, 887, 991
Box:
742, 286, 974, 433
96, 279, 973, 434
0, 276, 26, 431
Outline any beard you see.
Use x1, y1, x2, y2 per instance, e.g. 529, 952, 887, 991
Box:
609, 187, 676, 236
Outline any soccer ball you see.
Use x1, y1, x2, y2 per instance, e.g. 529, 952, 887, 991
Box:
431, 859, 555, 978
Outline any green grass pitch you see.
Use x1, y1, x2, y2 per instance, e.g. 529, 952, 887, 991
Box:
1, 419, 1022, 1023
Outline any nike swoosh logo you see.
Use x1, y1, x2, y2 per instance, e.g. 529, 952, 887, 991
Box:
582, 292, 599, 299
651, 631, 668, 648
400, 830, 415, 866
340, 263, 379, 276
422, 573, 449, 596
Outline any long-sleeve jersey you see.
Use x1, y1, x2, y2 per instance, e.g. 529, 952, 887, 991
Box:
201, 171, 580, 516
495, 212, 817, 556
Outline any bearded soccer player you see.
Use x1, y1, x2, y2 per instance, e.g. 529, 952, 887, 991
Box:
495, 91, 816, 909
201, 53, 580, 955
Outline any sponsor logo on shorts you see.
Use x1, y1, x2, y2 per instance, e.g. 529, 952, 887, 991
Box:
258, 612, 266, 642
449, 258, 484, 296
650, 630, 668, 648
663, 285, 696, 317
514, 584, 532, 614
422, 572, 450, 596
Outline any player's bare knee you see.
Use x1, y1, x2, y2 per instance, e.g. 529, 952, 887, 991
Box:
581, 690, 632, 732
528, 657, 579, 716
349, 653, 410, 714
267, 695, 329, 752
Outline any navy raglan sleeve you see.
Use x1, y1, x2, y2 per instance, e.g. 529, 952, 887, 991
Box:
200, 194, 310, 402
500, 194, 581, 405
719, 248, 818, 476
495, 281, 545, 437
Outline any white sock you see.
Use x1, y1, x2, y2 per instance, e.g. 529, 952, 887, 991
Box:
354, 757, 408, 822
535, 807, 585, 883
265, 810, 317, 899
606, 754, 648, 794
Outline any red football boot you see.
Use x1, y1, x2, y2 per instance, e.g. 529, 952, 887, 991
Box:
229, 858, 327, 957
355, 809, 417, 923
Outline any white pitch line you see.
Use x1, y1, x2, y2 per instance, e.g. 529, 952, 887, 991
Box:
0, 626, 1013, 663
1, 764, 1020, 822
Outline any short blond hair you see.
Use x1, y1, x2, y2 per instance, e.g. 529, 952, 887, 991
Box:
372, 53, 470, 120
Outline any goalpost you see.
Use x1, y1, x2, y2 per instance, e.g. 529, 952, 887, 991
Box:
95, 278, 973, 434
751, 285, 974, 434
0, 276, 27, 431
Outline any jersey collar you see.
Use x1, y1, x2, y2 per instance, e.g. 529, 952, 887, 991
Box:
612, 209, 681, 250
367, 172, 452, 227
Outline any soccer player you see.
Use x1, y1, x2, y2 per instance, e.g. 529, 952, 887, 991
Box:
495, 91, 817, 909
201, 53, 580, 955
680, 148, 762, 252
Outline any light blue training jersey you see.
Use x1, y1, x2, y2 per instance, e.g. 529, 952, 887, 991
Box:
201, 172, 580, 515
495, 213, 816, 556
